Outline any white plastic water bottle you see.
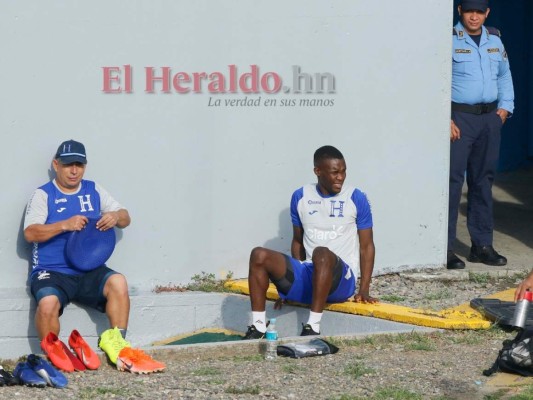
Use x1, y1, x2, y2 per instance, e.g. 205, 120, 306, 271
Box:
265, 318, 278, 360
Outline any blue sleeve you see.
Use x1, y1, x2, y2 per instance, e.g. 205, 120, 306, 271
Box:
351, 189, 373, 230
497, 42, 514, 114
290, 187, 304, 227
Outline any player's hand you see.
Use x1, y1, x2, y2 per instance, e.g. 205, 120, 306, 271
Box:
353, 292, 378, 304
63, 215, 88, 232
515, 272, 533, 302
450, 120, 461, 142
96, 212, 119, 231
274, 298, 286, 310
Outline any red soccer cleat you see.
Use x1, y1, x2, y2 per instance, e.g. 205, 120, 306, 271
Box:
61, 341, 86, 371
40, 332, 74, 373
68, 330, 100, 370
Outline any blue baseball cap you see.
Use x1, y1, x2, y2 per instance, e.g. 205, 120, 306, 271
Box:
66, 218, 116, 271
55, 140, 87, 164
460, 0, 489, 12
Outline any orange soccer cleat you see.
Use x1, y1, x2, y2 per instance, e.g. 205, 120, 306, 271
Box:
40, 332, 74, 373
116, 347, 166, 374
68, 330, 100, 370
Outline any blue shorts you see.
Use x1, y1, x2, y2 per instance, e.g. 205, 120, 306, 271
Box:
277, 257, 356, 305
30, 266, 118, 315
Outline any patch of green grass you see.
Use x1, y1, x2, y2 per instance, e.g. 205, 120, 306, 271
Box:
484, 388, 509, 400
225, 385, 260, 395
154, 271, 234, 293
282, 364, 304, 374
232, 354, 263, 362
424, 288, 452, 301
508, 384, 533, 400
344, 361, 375, 379
78, 387, 132, 399
327, 337, 362, 347
187, 271, 234, 292
380, 294, 406, 303
332, 387, 422, 400
373, 387, 423, 400
193, 366, 221, 376
448, 330, 483, 345
405, 332, 435, 351
207, 378, 226, 385
469, 271, 491, 284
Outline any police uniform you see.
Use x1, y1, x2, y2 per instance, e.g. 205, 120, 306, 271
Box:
448, 14, 514, 267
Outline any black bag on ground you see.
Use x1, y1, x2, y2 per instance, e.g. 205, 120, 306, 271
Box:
484, 328, 533, 377
277, 338, 339, 359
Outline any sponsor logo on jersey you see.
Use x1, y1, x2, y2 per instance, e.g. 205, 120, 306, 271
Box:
307, 200, 321, 205
306, 225, 344, 240
57, 207, 67, 213
37, 271, 50, 280
55, 198, 67, 204
308, 210, 318, 215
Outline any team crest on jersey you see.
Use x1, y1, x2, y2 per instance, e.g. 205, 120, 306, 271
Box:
78, 195, 94, 212
329, 200, 345, 217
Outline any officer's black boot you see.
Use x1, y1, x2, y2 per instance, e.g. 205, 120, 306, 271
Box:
447, 250, 465, 270
467, 245, 507, 266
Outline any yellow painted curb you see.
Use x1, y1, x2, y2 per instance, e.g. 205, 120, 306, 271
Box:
224, 279, 501, 330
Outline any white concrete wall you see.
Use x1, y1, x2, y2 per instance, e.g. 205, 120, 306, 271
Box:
1, 0, 453, 295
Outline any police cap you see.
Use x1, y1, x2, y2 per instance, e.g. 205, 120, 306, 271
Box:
460, 0, 489, 12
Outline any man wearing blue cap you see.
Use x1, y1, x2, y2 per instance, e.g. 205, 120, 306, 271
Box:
447, 0, 514, 269
24, 140, 164, 374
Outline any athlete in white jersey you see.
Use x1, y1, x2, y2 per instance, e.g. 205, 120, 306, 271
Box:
244, 146, 377, 339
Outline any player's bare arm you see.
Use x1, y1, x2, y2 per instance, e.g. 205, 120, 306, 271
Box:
353, 228, 378, 303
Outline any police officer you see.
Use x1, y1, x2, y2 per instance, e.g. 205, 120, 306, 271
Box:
447, 0, 514, 269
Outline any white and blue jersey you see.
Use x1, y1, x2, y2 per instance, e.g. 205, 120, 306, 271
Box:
290, 183, 373, 279
452, 22, 514, 113
24, 179, 123, 276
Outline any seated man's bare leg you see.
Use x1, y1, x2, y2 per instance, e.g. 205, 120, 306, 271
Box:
103, 274, 130, 330
248, 247, 288, 311
310, 246, 337, 313
35, 295, 61, 339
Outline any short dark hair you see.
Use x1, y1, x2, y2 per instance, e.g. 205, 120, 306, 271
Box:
313, 145, 344, 166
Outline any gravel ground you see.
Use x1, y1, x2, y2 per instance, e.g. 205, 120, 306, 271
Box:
1, 269, 531, 400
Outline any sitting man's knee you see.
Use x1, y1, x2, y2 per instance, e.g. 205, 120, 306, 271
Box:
36, 296, 61, 318
250, 247, 269, 267
312, 246, 331, 260
104, 274, 129, 298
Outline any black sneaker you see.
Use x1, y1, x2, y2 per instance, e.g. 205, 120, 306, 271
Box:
467, 245, 507, 266
242, 325, 266, 340
0, 366, 18, 386
300, 323, 319, 336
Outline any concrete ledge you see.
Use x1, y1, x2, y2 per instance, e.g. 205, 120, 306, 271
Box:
0, 289, 431, 359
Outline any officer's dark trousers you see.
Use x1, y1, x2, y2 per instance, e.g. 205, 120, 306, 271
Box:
448, 110, 503, 249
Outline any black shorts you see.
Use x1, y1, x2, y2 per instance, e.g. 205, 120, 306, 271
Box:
30, 266, 118, 315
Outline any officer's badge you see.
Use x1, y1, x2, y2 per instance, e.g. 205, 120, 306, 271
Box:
503, 49, 508, 60
487, 48, 500, 53
458, 31, 464, 38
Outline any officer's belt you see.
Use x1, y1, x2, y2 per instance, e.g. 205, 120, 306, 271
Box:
452, 101, 498, 115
